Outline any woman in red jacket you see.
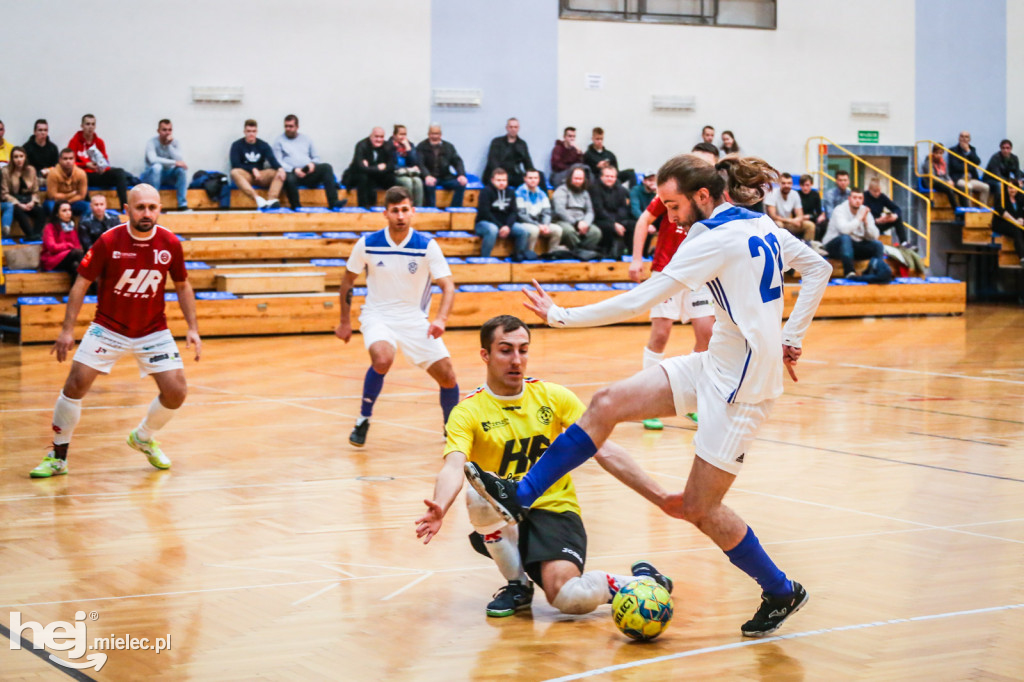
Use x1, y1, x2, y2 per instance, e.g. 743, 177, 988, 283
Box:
40, 201, 84, 274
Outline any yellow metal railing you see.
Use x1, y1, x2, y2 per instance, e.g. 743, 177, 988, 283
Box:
806, 136, 931, 266
914, 139, 1018, 210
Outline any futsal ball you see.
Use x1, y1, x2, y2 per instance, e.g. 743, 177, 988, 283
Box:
611, 577, 674, 641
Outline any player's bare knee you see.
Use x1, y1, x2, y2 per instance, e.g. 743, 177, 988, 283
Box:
587, 386, 620, 422
160, 384, 187, 409
371, 358, 392, 374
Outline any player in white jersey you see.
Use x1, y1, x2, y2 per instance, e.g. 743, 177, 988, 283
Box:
465, 154, 832, 638
336, 186, 459, 447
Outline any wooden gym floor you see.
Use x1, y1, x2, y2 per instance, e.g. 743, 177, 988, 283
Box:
1, 305, 1023, 681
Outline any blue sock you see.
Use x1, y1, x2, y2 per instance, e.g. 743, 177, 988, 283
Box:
724, 527, 792, 597
360, 367, 385, 418
518, 423, 598, 507
440, 384, 460, 424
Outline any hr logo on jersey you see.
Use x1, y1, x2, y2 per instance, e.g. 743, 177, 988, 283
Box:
499, 435, 550, 477
114, 269, 163, 297
154, 250, 172, 266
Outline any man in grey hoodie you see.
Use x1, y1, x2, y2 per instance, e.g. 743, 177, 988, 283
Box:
552, 165, 601, 252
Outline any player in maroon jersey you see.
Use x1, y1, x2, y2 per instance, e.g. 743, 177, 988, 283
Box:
30, 184, 201, 478
627, 145, 719, 429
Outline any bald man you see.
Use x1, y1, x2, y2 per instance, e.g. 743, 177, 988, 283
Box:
347, 126, 396, 207
31, 184, 202, 478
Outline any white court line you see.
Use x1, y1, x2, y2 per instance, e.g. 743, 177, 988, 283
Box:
203, 563, 313, 578
291, 582, 341, 606
542, 602, 1024, 681
380, 572, 434, 601
835, 362, 1024, 386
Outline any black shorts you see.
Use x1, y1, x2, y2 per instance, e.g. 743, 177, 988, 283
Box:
469, 509, 587, 588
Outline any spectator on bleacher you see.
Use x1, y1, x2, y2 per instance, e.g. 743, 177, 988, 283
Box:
948, 131, 989, 205
387, 125, 424, 207
78, 194, 119, 253
991, 184, 1024, 267
824, 187, 884, 279
46, 149, 90, 217
720, 130, 740, 156
864, 177, 908, 245
2, 147, 46, 240
583, 127, 617, 179
590, 165, 635, 258
798, 174, 822, 225
630, 172, 657, 220
474, 168, 532, 261
141, 119, 189, 211
40, 201, 84, 275
0, 120, 12, 165
985, 139, 1022, 199
69, 114, 129, 209
24, 119, 59, 180
273, 114, 343, 210
347, 127, 395, 208
484, 118, 537, 188
229, 119, 284, 210
921, 145, 961, 212
550, 127, 583, 188
552, 165, 601, 253
766, 172, 813, 242
516, 169, 561, 255
701, 125, 716, 147
417, 124, 468, 208
820, 169, 851, 239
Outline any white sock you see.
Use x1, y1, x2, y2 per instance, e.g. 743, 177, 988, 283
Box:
482, 526, 529, 584
355, 416, 368, 427
52, 391, 82, 446
552, 571, 628, 615
642, 346, 665, 371
135, 397, 178, 442
255, 195, 268, 208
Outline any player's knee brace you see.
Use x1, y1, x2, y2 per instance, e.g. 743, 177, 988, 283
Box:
551, 572, 609, 615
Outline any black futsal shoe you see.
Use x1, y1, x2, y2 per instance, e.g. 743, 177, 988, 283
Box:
741, 581, 809, 638
464, 462, 526, 524
349, 420, 370, 447
631, 561, 674, 594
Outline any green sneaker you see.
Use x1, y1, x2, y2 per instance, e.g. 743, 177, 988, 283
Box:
686, 412, 698, 424
30, 453, 68, 478
127, 430, 171, 470
642, 418, 664, 430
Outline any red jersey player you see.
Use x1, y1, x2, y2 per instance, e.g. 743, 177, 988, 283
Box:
627, 145, 719, 429
31, 184, 201, 478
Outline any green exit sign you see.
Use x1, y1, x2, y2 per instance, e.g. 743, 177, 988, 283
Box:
858, 130, 880, 144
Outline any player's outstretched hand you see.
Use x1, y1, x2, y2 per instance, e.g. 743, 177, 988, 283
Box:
415, 499, 444, 544
783, 344, 801, 382
427, 319, 446, 339
186, 330, 202, 361
50, 329, 75, 363
522, 279, 554, 322
335, 322, 352, 343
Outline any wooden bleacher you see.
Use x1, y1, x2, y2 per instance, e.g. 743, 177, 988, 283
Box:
87, 187, 480, 211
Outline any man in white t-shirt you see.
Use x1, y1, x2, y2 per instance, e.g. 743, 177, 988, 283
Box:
464, 154, 832, 639
766, 172, 813, 242
335, 186, 460, 447
823, 187, 884, 279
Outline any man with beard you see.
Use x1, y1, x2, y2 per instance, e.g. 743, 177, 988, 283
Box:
31, 184, 201, 478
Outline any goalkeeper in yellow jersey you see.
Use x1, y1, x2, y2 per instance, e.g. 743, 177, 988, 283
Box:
415, 315, 676, 617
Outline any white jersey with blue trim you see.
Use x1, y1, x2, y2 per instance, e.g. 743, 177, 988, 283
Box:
346, 228, 451, 317
660, 203, 827, 403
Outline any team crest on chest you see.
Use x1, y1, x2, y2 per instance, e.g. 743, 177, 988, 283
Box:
537, 406, 553, 425
408, 260, 418, 274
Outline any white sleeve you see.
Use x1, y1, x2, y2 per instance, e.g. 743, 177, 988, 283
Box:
426, 239, 452, 279
779, 230, 831, 348
659, 224, 724, 291
346, 238, 367, 274
547, 273, 683, 328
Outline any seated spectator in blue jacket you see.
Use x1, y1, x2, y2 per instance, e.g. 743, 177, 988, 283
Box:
474, 168, 532, 261
229, 119, 283, 209
78, 194, 119, 253
416, 124, 467, 208
516, 169, 561, 254
948, 131, 989, 205
273, 114, 343, 210
985, 139, 1023, 201
141, 119, 189, 211
863, 177, 908, 245
630, 172, 656, 220
388, 125, 424, 207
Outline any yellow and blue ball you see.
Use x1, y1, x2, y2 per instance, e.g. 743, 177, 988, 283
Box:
611, 577, 674, 641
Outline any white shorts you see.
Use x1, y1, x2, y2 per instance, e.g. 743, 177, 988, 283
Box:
660, 352, 774, 475
359, 312, 450, 370
650, 284, 715, 323
73, 323, 185, 377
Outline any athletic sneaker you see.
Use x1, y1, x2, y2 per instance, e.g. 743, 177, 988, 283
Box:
686, 412, 699, 424
349, 420, 370, 447
486, 580, 534, 617
642, 418, 664, 430
30, 453, 68, 478
266, 199, 281, 210
464, 461, 526, 524
741, 581, 809, 638
631, 561, 674, 594
127, 429, 172, 470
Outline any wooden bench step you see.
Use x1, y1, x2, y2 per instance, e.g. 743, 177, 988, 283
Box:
215, 271, 327, 294
147, 209, 474, 235
88, 187, 481, 211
